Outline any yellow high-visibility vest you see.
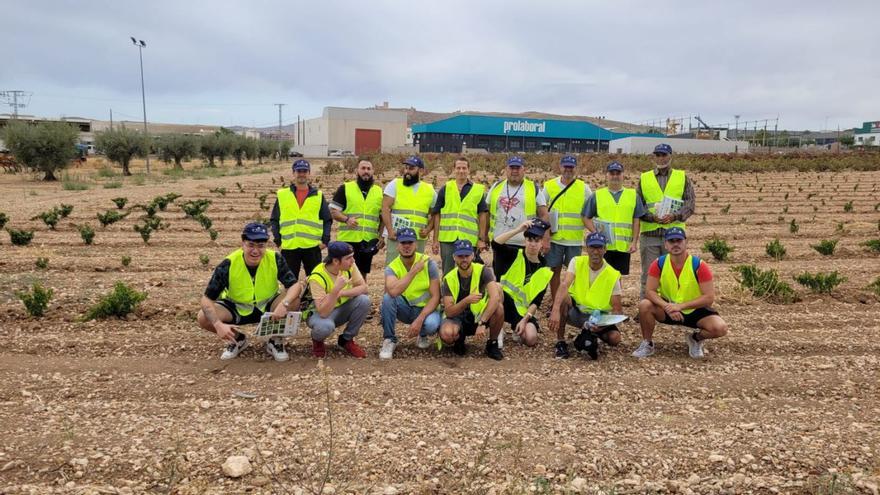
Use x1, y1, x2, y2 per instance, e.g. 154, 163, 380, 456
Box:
568, 256, 620, 313
595, 187, 636, 252
544, 177, 586, 244
640, 169, 686, 233
438, 180, 484, 244
500, 249, 552, 317
389, 252, 432, 307
277, 188, 323, 249
337, 181, 382, 243
221, 249, 279, 316
443, 263, 489, 319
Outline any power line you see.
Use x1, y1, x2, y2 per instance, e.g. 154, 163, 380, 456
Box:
0, 90, 33, 118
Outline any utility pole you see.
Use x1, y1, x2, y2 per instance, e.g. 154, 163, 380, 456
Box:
0, 90, 32, 118
274, 103, 285, 134
110, 108, 113, 130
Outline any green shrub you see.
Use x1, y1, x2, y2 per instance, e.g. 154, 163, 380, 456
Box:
103, 181, 123, 189
121, 255, 132, 267
150, 192, 179, 211
133, 223, 152, 244
789, 218, 799, 234
180, 199, 211, 218
111, 197, 129, 209
209, 186, 227, 196
8, 228, 34, 246
0, 212, 7, 230
702, 236, 734, 262
57, 204, 74, 218
195, 214, 212, 230
77, 223, 95, 245
83, 282, 147, 320
199, 254, 210, 266
811, 239, 838, 256
35, 257, 49, 269
16, 282, 53, 318
868, 277, 880, 297
61, 178, 90, 190
97, 210, 127, 227
766, 238, 786, 260
843, 201, 853, 213
32, 210, 60, 230
133, 202, 158, 218
208, 229, 218, 241
795, 271, 847, 294
96, 165, 117, 178
861, 239, 880, 253
734, 264, 798, 303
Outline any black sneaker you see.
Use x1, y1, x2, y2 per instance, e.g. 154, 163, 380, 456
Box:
453, 333, 467, 356
574, 329, 599, 360
554, 340, 570, 359
485, 339, 503, 361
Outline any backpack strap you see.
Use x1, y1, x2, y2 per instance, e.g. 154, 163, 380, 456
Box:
657, 254, 701, 277
657, 254, 667, 275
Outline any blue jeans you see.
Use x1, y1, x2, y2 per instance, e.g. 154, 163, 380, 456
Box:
380, 294, 441, 343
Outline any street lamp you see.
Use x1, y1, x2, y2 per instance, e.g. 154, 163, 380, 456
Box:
130, 37, 150, 174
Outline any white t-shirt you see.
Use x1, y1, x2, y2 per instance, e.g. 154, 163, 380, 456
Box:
383, 179, 437, 237
567, 258, 622, 295
490, 180, 548, 246
539, 177, 593, 205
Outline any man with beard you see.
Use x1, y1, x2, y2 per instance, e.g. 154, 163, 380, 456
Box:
330, 159, 385, 277
633, 227, 728, 359
487, 156, 549, 277
381, 155, 437, 264
439, 239, 505, 360
636, 144, 696, 299
379, 227, 443, 359
270, 159, 332, 280
542, 154, 592, 308
430, 157, 489, 275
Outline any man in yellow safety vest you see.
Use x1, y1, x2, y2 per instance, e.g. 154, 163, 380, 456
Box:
330, 159, 385, 277
270, 159, 332, 280
633, 227, 728, 359
549, 231, 623, 360
381, 155, 436, 264
197, 223, 303, 362
430, 156, 489, 275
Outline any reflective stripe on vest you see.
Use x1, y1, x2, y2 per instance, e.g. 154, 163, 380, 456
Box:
595, 187, 637, 252
222, 249, 279, 316
488, 179, 537, 239
443, 263, 489, 319
544, 178, 586, 242
337, 181, 383, 243
389, 252, 433, 307
658, 254, 702, 315
500, 249, 553, 317
391, 179, 434, 239
438, 180, 485, 243
568, 256, 620, 313
308, 263, 352, 308
640, 169, 686, 233
277, 188, 323, 249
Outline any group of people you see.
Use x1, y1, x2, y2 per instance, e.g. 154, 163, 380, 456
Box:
196, 144, 728, 362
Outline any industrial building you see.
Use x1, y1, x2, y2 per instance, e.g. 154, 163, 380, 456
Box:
411, 114, 659, 154
610, 136, 750, 154
854, 120, 880, 147
290, 107, 408, 156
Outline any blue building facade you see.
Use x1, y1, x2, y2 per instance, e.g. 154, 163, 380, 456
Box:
411, 115, 659, 153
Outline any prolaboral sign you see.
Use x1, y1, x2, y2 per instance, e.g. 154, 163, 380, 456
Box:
503, 120, 547, 134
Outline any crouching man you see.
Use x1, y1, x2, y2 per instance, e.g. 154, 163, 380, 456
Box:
439, 239, 505, 360
197, 222, 303, 361
633, 227, 728, 359
306, 241, 371, 358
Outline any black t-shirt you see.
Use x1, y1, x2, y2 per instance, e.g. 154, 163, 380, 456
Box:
441, 266, 495, 302
204, 254, 297, 300
332, 181, 377, 210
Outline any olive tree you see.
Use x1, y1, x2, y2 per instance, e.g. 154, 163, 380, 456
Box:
2, 120, 79, 180
95, 128, 148, 176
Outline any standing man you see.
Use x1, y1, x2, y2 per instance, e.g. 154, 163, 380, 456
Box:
543, 154, 592, 306
487, 156, 549, 277
197, 223, 303, 362
430, 157, 489, 275
306, 241, 371, 359
380, 227, 443, 359
330, 159, 385, 278
270, 159, 332, 280
439, 239, 505, 360
633, 227, 728, 359
636, 144, 696, 299
584, 161, 646, 279
549, 232, 623, 360
381, 155, 436, 264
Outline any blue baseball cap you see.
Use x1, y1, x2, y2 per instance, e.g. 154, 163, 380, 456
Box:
560, 155, 577, 167
453, 239, 475, 256
402, 155, 425, 168
525, 218, 550, 238
606, 161, 624, 173
324, 241, 354, 262
396, 227, 417, 242
586, 231, 608, 247
506, 156, 524, 167
292, 159, 311, 171
241, 222, 269, 242
653, 143, 672, 155
664, 227, 686, 241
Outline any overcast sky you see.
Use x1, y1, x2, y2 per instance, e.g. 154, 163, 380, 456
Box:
3, 0, 877, 131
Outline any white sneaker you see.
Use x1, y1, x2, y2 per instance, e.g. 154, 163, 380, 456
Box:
497, 330, 504, 349
221, 337, 248, 360
416, 335, 431, 349
379, 339, 396, 360
686, 332, 705, 359
267, 337, 289, 362
632, 340, 655, 359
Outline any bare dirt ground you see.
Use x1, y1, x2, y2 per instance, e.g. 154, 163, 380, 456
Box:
1, 158, 879, 494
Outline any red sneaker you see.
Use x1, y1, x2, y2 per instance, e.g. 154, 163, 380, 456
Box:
312, 339, 326, 358
340, 338, 366, 359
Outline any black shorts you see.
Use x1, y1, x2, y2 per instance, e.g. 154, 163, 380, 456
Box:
443, 311, 478, 337
216, 295, 279, 325
658, 307, 719, 329
502, 293, 540, 330
603, 250, 631, 275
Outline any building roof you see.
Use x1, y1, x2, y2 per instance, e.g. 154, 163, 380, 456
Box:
855, 121, 880, 134
411, 114, 660, 141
